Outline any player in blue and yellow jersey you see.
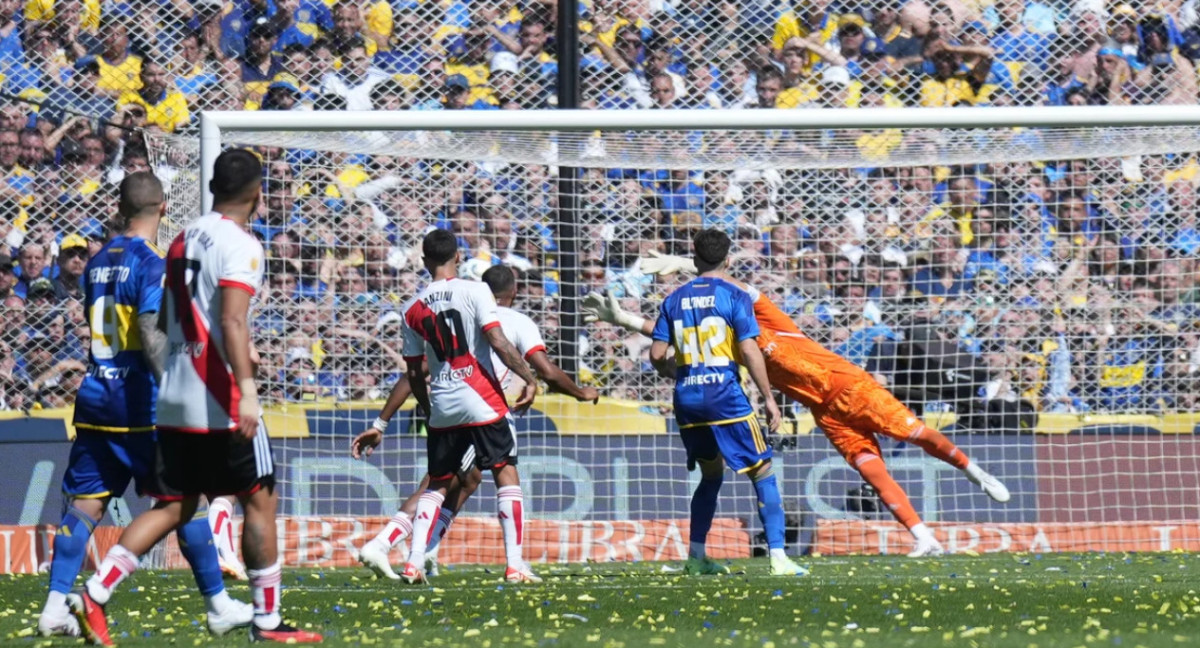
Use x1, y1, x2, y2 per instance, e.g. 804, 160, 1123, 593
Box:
38, 173, 253, 641
649, 229, 807, 577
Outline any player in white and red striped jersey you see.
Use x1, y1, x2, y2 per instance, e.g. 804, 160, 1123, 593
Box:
352, 265, 597, 579
395, 230, 542, 584
70, 150, 321, 645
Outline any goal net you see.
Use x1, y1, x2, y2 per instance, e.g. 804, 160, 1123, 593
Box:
144, 107, 1200, 565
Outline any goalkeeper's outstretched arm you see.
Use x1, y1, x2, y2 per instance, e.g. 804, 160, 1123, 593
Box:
582, 292, 656, 337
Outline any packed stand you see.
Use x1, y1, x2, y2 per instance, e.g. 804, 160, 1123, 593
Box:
0, 0, 1196, 420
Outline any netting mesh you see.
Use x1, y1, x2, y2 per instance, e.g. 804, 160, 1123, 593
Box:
127, 121, 1200, 563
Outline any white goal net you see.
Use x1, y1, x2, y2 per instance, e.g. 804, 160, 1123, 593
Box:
143, 107, 1200, 565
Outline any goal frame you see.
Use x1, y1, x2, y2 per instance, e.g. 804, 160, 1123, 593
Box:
198, 105, 1200, 212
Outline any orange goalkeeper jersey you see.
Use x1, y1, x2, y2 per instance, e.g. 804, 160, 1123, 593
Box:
747, 286, 874, 408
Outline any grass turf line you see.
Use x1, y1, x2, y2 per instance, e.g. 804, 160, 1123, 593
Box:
1, 553, 1197, 647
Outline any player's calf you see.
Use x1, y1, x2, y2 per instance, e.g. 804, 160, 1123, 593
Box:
745, 462, 796, 570
494, 465, 539, 582
41, 503, 101, 635
686, 456, 723, 569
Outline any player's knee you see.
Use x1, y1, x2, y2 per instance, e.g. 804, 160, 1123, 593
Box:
459, 467, 484, 495
67, 497, 107, 522
491, 462, 519, 487
696, 456, 724, 481
849, 451, 880, 472
745, 459, 773, 482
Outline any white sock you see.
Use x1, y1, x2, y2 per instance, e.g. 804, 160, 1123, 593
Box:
375, 511, 413, 550
204, 589, 234, 615
497, 486, 525, 569
43, 591, 68, 616
689, 541, 706, 560
426, 507, 456, 554
964, 462, 987, 481
208, 498, 237, 560
247, 560, 282, 630
407, 491, 444, 568
911, 523, 936, 543
769, 548, 788, 561
86, 544, 139, 605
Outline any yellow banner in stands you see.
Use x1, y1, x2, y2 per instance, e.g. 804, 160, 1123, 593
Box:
2, 398, 1199, 439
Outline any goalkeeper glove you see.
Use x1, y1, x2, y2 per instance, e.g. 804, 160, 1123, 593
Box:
638, 250, 697, 276
582, 292, 646, 332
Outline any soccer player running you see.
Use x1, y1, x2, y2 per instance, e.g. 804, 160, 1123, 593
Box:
584, 249, 1012, 558
395, 230, 542, 584
70, 150, 322, 644
38, 172, 252, 639
353, 265, 599, 580
650, 229, 807, 577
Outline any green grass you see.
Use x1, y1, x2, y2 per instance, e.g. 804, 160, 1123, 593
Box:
2, 553, 1198, 647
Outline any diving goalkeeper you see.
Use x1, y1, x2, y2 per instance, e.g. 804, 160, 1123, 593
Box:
583, 248, 1011, 557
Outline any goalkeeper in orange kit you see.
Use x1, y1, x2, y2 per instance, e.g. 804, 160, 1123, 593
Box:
583, 251, 1010, 557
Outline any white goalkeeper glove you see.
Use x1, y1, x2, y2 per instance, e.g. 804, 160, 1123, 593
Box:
637, 250, 697, 276
582, 292, 646, 333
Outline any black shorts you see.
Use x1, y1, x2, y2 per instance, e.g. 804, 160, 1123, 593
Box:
427, 417, 517, 479
148, 421, 275, 501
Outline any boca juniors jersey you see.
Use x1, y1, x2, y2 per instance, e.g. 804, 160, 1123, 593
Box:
652, 276, 760, 428
73, 235, 165, 432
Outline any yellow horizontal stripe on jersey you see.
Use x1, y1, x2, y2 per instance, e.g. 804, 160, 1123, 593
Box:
73, 423, 155, 433
678, 412, 756, 430
68, 491, 112, 499
736, 458, 767, 475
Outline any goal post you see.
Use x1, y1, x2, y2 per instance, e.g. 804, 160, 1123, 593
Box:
148, 106, 1200, 566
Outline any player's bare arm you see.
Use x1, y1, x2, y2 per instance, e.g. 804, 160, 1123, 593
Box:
739, 337, 781, 433
221, 286, 258, 442
484, 326, 537, 411
648, 340, 675, 379
527, 351, 599, 403
405, 357, 432, 420
137, 312, 167, 383
352, 374, 412, 459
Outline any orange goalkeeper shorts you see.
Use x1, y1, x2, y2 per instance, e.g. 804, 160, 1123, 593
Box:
811, 379, 925, 462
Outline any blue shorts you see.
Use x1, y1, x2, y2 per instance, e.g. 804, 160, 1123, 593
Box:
679, 417, 772, 473
62, 431, 155, 499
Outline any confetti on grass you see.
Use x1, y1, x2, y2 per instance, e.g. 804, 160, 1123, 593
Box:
0, 554, 1197, 647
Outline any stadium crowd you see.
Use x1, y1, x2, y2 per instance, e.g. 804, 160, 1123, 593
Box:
0, 0, 1198, 419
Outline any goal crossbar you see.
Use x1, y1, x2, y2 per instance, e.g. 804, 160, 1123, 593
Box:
199, 105, 1200, 211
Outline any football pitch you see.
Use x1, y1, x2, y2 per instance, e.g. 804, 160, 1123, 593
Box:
1, 553, 1197, 647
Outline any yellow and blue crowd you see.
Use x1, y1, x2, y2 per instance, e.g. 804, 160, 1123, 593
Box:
0, 0, 1198, 419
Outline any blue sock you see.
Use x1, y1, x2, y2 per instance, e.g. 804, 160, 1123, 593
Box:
751, 472, 786, 551
176, 511, 223, 598
689, 476, 723, 545
48, 507, 97, 595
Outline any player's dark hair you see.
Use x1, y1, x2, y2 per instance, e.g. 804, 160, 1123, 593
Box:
209, 148, 262, 201
422, 228, 458, 267
693, 228, 732, 267
118, 170, 164, 220
482, 264, 516, 297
